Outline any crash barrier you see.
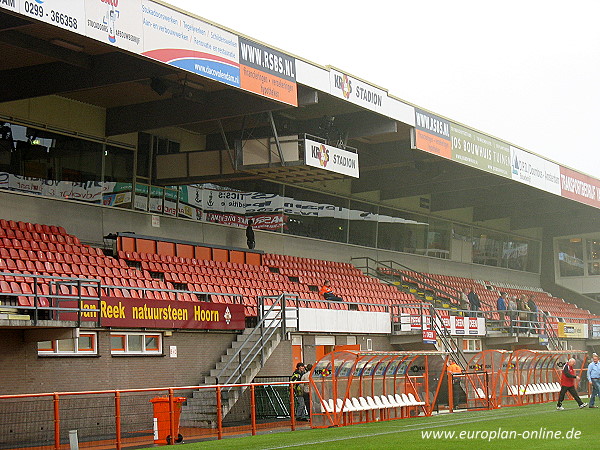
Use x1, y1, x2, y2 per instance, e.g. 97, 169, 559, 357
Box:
0, 382, 313, 450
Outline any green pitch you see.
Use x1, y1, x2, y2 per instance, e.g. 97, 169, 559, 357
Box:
170, 403, 598, 449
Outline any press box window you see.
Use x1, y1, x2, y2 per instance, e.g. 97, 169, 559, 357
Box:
38, 332, 97, 356
111, 332, 162, 355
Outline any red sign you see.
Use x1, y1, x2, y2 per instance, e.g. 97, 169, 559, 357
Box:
423, 329, 437, 344
560, 166, 600, 209
410, 315, 421, 330
469, 317, 479, 335
455, 317, 465, 335
64, 297, 245, 330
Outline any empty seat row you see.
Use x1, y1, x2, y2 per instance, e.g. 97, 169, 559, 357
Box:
321, 393, 425, 415
507, 383, 560, 396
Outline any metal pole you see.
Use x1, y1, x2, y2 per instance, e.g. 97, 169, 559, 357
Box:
289, 382, 296, 431
53, 393, 60, 450
168, 389, 175, 445
115, 392, 122, 450
250, 385, 257, 436
216, 387, 223, 440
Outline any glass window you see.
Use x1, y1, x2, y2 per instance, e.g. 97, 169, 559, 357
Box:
377, 207, 427, 253
127, 334, 143, 352
348, 200, 377, 248
557, 238, 584, 277
111, 332, 162, 355
473, 230, 504, 267
283, 185, 348, 243
37, 333, 97, 356
426, 220, 450, 259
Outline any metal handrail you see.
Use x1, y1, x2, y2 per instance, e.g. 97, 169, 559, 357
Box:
215, 293, 288, 387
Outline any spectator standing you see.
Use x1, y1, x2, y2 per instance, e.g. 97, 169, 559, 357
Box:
496, 292, 507, 326
507, 296, 518, 333
301, 363, 313, 418
319, 280, 343, 302
291, 363, 308, 421
459, 288, 469, 314
588, 353, 600, 408
467, 287, 480, 316
517, 295, 530, 333
556, 358, 587, 410
527, 295, 538, 332
246, 219, 255, 249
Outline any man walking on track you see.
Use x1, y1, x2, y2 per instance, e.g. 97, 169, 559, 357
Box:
557, 358, 587, 410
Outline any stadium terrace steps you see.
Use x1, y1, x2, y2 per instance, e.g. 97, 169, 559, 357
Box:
181, 326, 284, 428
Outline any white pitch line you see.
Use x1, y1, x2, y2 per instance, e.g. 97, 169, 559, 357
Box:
258, 407, 559, 450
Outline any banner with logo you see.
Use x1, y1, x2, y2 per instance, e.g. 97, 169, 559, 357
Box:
329, 68, 388, 113
85, 0, 143, 53
559, 166, 600, 209
414, 109, 452, 159
451, 123, 511, 177
510, 146, 561, 195
304, 138, 359, 178
65, 296, 245, 330
239, 37, 297, 106
140, 0, 240, 88
400, 314, 485, 336
557, 322, 588, 339
422, 329, 437, 344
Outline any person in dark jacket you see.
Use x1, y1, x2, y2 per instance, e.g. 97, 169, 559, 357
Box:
291, 363, 308, 420
556, 358, 587, 410
246, 219, 255, 249
468, 287, 480, 316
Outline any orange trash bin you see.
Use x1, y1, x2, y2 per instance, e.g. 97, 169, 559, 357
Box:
150, 396, 186, 444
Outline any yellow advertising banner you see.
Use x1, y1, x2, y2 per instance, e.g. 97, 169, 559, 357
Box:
557, 322, 587, 339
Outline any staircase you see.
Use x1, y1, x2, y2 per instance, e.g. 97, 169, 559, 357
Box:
181, 294, 295, 428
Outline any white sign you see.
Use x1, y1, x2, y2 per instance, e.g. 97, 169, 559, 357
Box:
84, 0, 143, 53
330, 68, 386, 113
7, 0, 85, 35
510, 146, 561, 195
400, 314, 486, 336
141, 0, 240, 87
305, 138, 359, 178
169, 345, 177, 358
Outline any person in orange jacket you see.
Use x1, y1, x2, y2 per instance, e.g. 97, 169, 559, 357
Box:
319, 280, 343, 301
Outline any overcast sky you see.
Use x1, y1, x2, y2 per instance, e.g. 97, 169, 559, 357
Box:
168, 0, 600, 179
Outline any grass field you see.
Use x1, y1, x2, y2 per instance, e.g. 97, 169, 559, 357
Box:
169, 402, 598, 449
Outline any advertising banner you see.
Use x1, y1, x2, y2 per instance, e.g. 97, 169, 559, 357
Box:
140, 0, 240, 88
239, 37, 297, 106
400, 314, 485, 336
560, 166, 600, 209
414, 109, 452, 159
304, 138, 359, 178
451, 123, 511, 177
510, 146, 561, 195
422, 329, 437, 344
17, 0, 85, 35
67, 296, 245, 330
557, 322, 588, 339
85, 0, 143, 53
329, 69, 387, 113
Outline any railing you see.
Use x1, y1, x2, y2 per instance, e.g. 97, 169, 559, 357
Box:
0, 272, 101, 326
0, 381, 310, 450
215, 293, 290, 386
351, 256, 462, 307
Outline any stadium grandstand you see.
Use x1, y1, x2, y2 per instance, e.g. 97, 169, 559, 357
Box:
1, 1, 600, 448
